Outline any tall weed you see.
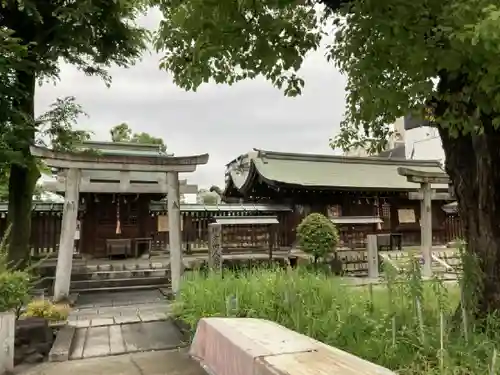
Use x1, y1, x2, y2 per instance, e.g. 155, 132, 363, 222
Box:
175, 265, 497, 375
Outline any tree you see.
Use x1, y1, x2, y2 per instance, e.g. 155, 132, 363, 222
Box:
110, 123, 167, 152
209, 185, 223, 196
153, 0, 500, 317
197, 189, 220, 205
296, 213, 339, 264
1, 1, 148, 266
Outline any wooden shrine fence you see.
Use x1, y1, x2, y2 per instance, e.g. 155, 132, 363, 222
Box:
0, 203, 464, 259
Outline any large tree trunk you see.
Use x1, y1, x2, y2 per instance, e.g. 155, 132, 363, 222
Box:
439, 125, 500, 317
7, 70, 39, 269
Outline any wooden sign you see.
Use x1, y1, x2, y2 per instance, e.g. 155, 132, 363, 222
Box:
157, 215, 169, 232
398, 209, 416, 223
157, 214, 183, 232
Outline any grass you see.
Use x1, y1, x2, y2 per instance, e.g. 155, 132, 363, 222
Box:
174, 265, 500, 375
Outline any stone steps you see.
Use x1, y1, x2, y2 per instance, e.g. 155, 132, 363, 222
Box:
70, 276, 170, 294
71, 269, 171, 281
36, 265, 172, 295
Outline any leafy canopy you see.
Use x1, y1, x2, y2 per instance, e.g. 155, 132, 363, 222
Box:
153, 0, 500, 151
110, 123, 167, 152
330, 0, 500, 152
0, 0, 149, 162
197, 188, 221, 205
0, 0, 150, 177
296, 213, 339, 261
1, 0, 149, 83
153, 0, 323, 96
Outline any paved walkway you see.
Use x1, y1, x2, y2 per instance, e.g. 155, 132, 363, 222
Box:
69, 320, 186, 360
17, 349, 206, 375
68, 290, 170, 327
64, 290, 185, 360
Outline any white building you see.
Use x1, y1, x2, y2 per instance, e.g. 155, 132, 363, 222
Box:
403, 116, 445, 165
342, 116, 445, 165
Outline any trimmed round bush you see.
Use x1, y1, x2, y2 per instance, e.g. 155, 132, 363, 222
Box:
296, 213, 339, 262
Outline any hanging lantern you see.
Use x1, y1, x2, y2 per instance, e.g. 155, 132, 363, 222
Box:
115, 195, 121, 235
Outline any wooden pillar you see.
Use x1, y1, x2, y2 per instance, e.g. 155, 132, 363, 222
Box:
208, 223, 222, 271
366, 234, 379, 279
167, 171, 182, 296
54, 168, 80, 301
420, 183, 433, 277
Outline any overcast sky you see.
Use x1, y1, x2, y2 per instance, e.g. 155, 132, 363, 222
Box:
35, 9, 347, 190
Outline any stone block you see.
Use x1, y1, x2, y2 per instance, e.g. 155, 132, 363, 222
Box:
90, 318, 114, 327
68, 320, 90, 328
190, 318, 396, 375
114, 315, 141, 325
0, 312, 15, 374
109, 325, 126, 355
49, 326, 76, 362
82, 326, 110, 358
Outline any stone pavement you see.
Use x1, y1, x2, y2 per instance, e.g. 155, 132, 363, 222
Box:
68, 290, 170, 327
62, 289, 184, 360
17, 349, 206, 375
69, 320, 186, 360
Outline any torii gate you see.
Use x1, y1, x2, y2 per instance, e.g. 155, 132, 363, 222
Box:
397, 167, 452, 277
30, 145, 209, 301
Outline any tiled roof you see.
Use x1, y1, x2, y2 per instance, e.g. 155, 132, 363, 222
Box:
225, 149, 448, 192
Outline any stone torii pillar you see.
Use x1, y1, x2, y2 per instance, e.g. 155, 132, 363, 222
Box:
54, 167, 81, 301
167, 171, 182, 295
397, 167, 451, 277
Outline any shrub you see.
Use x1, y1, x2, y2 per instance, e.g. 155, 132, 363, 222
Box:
0, 271, 32, 314
24, 299, 71, 321
0, 225, 35, 316
296, 213, 339, 262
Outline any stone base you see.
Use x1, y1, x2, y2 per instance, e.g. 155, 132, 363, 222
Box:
15, 317, 55, 366
0, 312, 15, 374
190, 318, 396, 375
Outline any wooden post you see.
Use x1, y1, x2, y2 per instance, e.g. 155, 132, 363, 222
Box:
420, 182, 433, 277
366, 234, 379, 279
167, 171, 183, 296
54, 167, 80, 302
268, 224, 275, 261
208, 223, 223, 271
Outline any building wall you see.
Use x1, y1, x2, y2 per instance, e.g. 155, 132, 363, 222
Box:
404, 126, 445, 163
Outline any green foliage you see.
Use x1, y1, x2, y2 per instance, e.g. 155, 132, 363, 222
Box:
197, 188, 221, 205
296, 213, 338, 261
23, 299, 71, 321
151, 0, 500, 149
0, 227, 31, 313
1, 0, 149, 260
110, 123, 167, 152
174, 268, 500, 374
0, 271, 31, 313
329, 0, 500, 151
153, 0, 322, 96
